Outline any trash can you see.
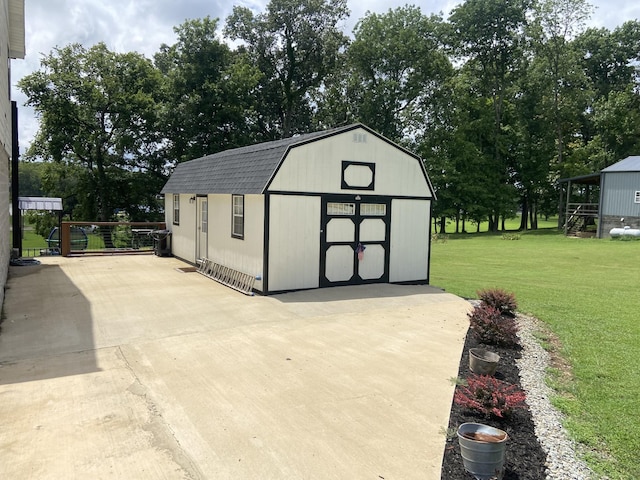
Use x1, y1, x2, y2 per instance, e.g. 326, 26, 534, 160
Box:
151, 229, 172, 257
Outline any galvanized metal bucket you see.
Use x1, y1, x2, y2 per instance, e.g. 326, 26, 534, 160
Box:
469, 348, 500, 376
457, 422, 508, 480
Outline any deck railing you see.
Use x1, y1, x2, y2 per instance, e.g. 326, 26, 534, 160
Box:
58, 221, 166, 256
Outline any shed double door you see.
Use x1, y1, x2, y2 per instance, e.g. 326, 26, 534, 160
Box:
320, 196, 391, 287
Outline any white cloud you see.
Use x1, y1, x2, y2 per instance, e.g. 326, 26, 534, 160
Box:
11, 0, 640, 155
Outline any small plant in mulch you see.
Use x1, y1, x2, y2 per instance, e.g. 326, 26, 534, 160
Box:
468, 303, 519, 347
501, 233, 521, 241
477, 288, 518, 316
454, 374, 527, 419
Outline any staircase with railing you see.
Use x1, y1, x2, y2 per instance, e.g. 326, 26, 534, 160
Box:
563, 203, 598, 236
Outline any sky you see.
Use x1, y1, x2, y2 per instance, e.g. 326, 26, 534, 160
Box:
11, 0, 640, 155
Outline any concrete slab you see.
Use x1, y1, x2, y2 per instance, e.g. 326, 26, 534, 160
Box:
0, 255, 470, 479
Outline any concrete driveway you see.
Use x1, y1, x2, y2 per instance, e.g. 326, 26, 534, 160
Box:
0, 255, 470, 480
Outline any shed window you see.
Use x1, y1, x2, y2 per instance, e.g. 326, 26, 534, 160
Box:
173, 194, 180, 225
360, 203, 386, 216
327, 202, 355, 215
232, 195, 244, 239
635, 191, 640, 203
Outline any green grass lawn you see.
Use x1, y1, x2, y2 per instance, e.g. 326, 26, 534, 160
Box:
21, 230, 48, 249
430, 226, 640, 479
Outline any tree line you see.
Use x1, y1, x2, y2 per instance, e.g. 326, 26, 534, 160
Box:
18, 0, 640, 232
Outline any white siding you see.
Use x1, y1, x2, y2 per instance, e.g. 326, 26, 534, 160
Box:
389, 199, 431, 283
267, 127, 432, 198
207, 194, 264, 291
1, 0, 16, 311
267, 195, 320, 292
165, 194, 197, 263
0, 1, 11, 152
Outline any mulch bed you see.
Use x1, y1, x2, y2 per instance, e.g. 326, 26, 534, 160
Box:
440, 328, 548, 479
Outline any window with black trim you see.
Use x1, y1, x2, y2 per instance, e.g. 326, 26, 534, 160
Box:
232, 195, 244, 239
173, 194, 180, 225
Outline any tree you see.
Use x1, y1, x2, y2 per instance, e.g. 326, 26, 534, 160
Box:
335, 6, 452, 142
511, 57, 556, 229
155, 17, 262, 163
530, 0, 593, 175
17, 161, 45, 196
570, 21, 640, 169
225, 0, 350, 138
19, 43, 165, 221
447, 0, 529, 231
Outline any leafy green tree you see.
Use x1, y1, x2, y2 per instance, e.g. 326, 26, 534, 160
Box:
155, 17, 262, 163
19, 43, 166, 221
225, 0, 350, 138
17, 161, 45, 196
575, 21, 640, 100
529, 0, 593, 175
333, 6, 452, 142
570, 21, 640, 169
447, 0, 529, 231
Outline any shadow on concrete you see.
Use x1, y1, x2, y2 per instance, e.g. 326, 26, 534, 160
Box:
0, 263, 100, 385
272, 283, 448, 304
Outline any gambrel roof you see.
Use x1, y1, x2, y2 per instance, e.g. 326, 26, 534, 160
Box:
161, 124, 429, 195
601, 156, 640, 173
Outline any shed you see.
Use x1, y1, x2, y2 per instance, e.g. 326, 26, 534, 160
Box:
161, 123, 435, 294
558, 155, 640, 237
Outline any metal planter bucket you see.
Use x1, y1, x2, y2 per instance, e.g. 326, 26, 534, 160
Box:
457, 422, 508, 480
469, 348, 500, 375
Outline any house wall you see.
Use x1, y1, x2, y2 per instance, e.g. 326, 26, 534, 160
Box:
599, 172, 640, 237
600, 215, 640, 236
207, 194, 264, 291
165, 194, 265, 290
267, 194, 320, 292
601, 172, 640, 217
165, 194, 196, 262
265, 127, 433, 291
1, 0, 15, 311
390, 199, 431, 282
267, 127, 433, 197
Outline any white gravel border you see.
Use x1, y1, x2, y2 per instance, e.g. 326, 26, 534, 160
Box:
516, 314, 597, 480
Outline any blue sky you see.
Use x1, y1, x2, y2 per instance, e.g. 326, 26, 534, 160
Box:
12, 0, 640, 154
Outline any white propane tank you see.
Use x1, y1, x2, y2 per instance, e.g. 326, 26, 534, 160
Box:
609, 226, 640, 237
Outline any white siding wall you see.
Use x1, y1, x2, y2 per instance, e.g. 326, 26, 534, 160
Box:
207, 194, 264, 291
165, 194, 197, 263
267, 194, 320, 292
268, 128, 432, 198
389, 199, 431, 283
0, 0, 14, 310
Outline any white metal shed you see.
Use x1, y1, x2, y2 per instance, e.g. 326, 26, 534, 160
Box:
161, 124, 435, 294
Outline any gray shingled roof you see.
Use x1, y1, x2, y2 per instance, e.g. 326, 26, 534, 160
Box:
161, 125, 361, 195
602, 156, 640, 173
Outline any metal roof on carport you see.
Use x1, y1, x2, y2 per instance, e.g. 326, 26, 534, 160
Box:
18, 197, 63, 211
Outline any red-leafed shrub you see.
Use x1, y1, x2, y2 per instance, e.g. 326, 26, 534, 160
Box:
454, 374, 527, 418
468, 304, 519, 347
477, 288, 518, 316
